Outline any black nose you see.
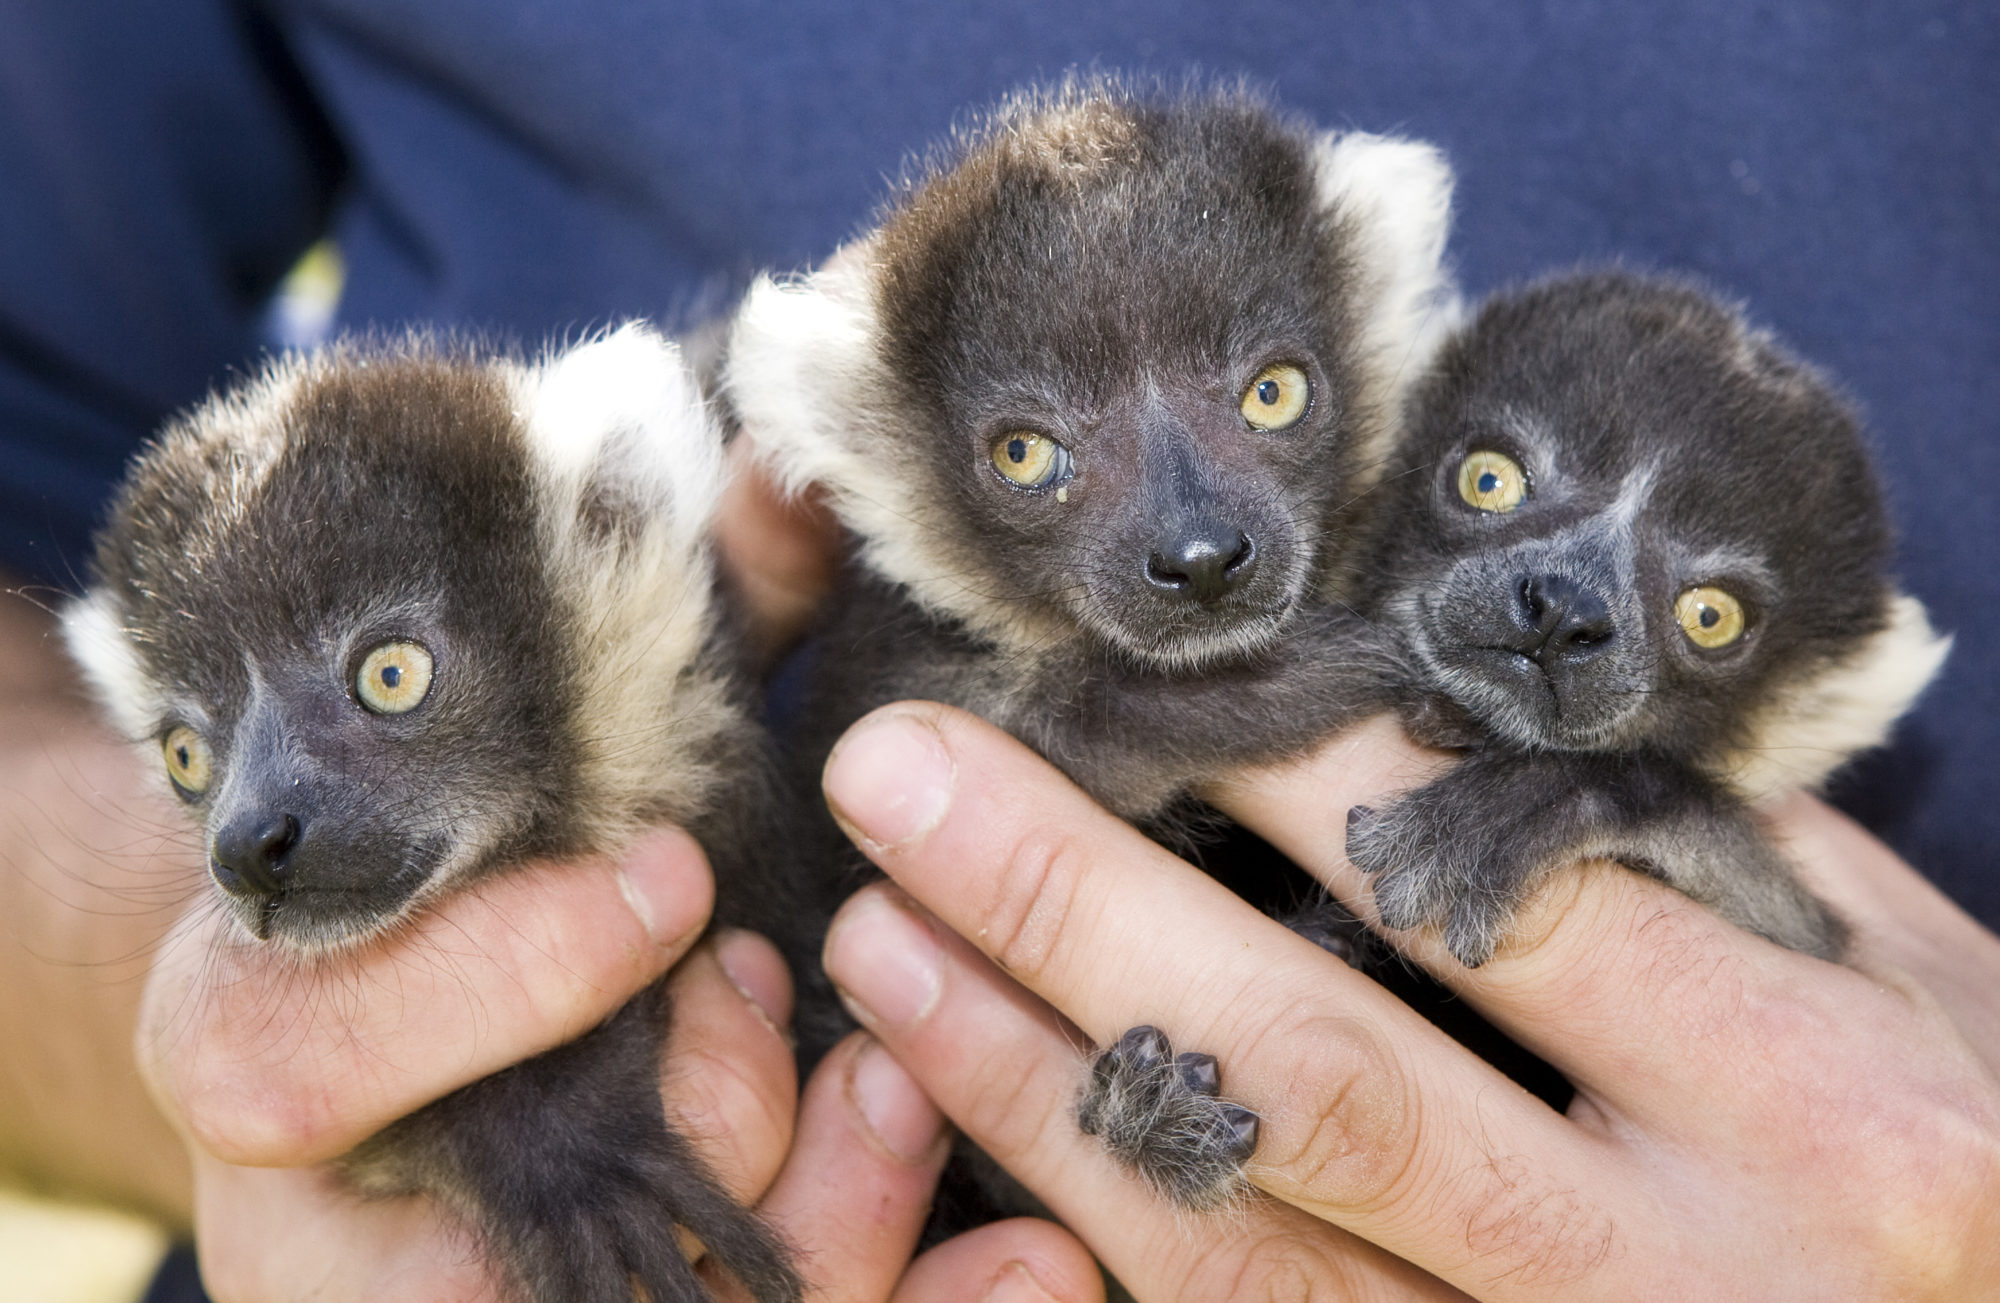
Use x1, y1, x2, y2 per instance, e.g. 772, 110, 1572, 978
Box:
210, 813, 302, 898
1512, 573, 1615, 662
1147, 527, 1257, 604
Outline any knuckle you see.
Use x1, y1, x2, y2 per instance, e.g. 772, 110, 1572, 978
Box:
1488, 855, 1597, 962
1519, 875, 1753, 1040
661, 1043, 787, 1193
1452, 1153, 1616, 1290
979, 826, 1092, 984
954, 1037, 1070, 1160
1621, 893, 1748, 1012
460, 874, 664, 1036
143, 967, 328, 1164
181, 1077, 329, 1166
1179, 1229, 1372, 1303
1846, 1099, 2000, 1287
1252, 1013, 1420, 1214
503, 938, 635, 1040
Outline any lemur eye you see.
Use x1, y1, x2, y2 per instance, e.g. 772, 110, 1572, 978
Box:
356, 640, 435, 714
161, 726, 212, 799
1675, 587, 1747, 649
1240, 363, 1310, 430
989, 432, 1072, 489
1456, 450, 1528, 513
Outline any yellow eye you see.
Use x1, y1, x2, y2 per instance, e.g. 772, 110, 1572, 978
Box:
990, 432, 1070, 488
1240, 363, 1310, 430
1456, 450, 1528, 513
1675, 587, 1747, 649
356, 640, 435, 714
162, 726, 212, 797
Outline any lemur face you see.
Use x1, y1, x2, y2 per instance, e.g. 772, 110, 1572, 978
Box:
67, 329, 728, 952
728, 83, 1455, 670
88, 360, 579, 948
1374, 273, 1897, 761
867, 102, 1359, 669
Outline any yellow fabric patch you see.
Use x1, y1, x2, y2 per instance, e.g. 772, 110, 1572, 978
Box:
0, 1188, 168, 1303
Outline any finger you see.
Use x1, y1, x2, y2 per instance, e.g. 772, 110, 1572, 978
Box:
659, 931, 799, 1208
714, 1032, 949, 1303
819, 707, 1607, 1287
715, 435, 841, 656
142, 827, 715, 1166
1212, 717, 1898, 1124
822, 883, 1470, 1303
892, 1219, 1103, 1303
190, 1153, 501, 1303
1764, 791, 2000, 1042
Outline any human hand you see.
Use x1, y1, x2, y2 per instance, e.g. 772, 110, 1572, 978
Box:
143, 826, 1100, 1300
716, 436, 840, 659
818, 703, 2000, 1300
744, 1029, 1103, 1303
142, 828, 758, 1298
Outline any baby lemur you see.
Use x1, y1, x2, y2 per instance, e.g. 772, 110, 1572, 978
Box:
1341, 270, 1950, 969
65, 327, 804, 1303
730, 75, 1453, 841
726, 79, 1453, 1213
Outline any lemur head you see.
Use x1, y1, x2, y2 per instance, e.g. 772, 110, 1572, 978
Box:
1373, 271, 1949, 790
728, 79, 1456, 670
64, 326, 735, 951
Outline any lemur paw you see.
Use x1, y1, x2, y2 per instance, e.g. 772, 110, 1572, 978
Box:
1278, 896, 1378, 969
1077, 1025, 1258, 1212
1346, 793, 1524, 968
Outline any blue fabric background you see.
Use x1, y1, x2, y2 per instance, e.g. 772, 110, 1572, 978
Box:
2, 1, 1994, 916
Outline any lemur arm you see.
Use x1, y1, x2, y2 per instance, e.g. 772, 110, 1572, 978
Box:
1348, 746, 1846, 966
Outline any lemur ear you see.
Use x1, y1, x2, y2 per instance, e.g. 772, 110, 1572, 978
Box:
518, 322, 725, 552
515, 325, 729, 810
723, 253, 890, 504
1309, 130, 1461, 387
61, 588, 160, 740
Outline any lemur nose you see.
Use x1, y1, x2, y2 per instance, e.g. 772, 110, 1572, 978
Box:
1513, 573, 1616, 661
1147, 528, 1257, 604
210, 813, 302, 898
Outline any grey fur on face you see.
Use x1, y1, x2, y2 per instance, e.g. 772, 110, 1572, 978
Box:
1354, 270, 1950, 967
1369, 270, 1948, 784
64, 327, 805, 1303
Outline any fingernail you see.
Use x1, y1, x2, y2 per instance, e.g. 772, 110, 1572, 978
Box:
714, 929, 790, 1029
617, 827, 708, 950
847, 1038, 946, 1163
823, 708, 955, 850
824, 887, 942, 1029
984, 1261, 1061, 1303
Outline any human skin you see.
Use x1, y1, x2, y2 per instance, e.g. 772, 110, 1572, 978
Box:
0, 580, 194, 1220
819, 702, 2000, 1301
